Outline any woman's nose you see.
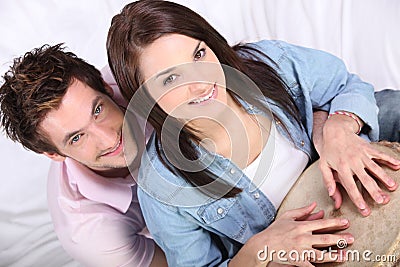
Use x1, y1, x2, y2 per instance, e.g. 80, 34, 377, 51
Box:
188, 82, 210, 95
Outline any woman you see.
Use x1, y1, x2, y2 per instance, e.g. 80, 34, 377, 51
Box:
107, 1, 399, 266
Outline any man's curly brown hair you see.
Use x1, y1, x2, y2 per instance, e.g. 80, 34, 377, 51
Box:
0, 44, 109, 154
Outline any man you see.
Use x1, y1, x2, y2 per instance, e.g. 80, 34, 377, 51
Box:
0, 44, 167, 267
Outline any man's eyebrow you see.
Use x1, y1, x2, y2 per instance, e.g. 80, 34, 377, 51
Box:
62, 95, 102, 146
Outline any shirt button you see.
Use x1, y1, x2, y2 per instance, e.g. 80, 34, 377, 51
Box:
253, 192, 260, 199
300, 140, 305, 146
217, 208, 224, 214
248, 105, 254, 110
230, 169, 235, 174
276, 120, 281, 125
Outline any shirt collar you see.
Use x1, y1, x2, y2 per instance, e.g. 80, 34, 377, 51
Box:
64, 158, 135, 213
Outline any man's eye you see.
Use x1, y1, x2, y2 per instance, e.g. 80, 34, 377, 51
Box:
194, 48, 206, 61
94, 105, 102, 116
163, 74, 178, 85
71, 134, 81, 144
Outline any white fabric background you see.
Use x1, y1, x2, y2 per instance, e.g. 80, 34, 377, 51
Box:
0, 1, 399, 266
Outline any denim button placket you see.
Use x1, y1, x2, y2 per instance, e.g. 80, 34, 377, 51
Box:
217, 207, 224, 215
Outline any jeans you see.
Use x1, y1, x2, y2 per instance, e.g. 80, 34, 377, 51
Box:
375, 89, 400, 142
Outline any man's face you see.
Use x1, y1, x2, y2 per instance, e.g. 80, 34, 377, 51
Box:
40, 79, 138, 172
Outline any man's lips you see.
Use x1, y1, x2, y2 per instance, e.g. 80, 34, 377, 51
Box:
101, 134, 123, 157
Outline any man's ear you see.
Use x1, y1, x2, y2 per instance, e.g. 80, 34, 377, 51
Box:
104, 82, 114, 97
42, 152, 66, 162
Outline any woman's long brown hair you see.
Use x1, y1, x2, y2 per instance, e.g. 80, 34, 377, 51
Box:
107, 0, 300, 198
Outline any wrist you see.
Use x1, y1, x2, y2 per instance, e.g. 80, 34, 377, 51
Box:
328, 111, 363, 134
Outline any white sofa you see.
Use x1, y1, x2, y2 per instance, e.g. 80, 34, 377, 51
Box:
0, 1, 399, 266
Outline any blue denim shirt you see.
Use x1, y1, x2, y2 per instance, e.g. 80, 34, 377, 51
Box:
137, 40, 379, 266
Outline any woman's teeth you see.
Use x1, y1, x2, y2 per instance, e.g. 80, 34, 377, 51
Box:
190, 86, 215, 104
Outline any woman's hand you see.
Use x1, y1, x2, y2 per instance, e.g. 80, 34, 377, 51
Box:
315, 111, 400, 216
230, 202, 352, 267
267, 262, 295, 267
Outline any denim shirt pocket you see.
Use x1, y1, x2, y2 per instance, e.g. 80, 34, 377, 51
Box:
198, 197, 237, 224
197, 197, 251, 243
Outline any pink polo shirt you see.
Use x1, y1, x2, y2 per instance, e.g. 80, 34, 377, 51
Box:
46, 67, 154, 266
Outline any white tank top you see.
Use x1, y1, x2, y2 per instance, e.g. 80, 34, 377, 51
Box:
243, 123, 309, 209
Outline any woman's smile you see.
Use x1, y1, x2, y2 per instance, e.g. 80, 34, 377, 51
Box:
139, 34, 228, 116
189, 83, 218, 105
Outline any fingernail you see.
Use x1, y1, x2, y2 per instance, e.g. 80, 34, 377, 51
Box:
359, 202, 366, 210
361, 207, 370, 216
376, 195, 384, 204
341, 219, 349, 225
388, 179, 395, 187
347, 236, 354, 243
382, 194, 390, 203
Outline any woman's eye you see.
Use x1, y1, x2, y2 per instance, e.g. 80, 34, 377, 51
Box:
94, 105, 102, 116
163, 74, 177, 85
194, 48, 206, 61
71, 134, 81, 144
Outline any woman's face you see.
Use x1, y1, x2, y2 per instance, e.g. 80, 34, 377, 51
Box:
139, 34, 228, 120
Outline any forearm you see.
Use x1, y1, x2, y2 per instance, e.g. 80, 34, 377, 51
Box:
312, 110, 328, 155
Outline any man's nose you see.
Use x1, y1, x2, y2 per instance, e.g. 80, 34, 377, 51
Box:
94, 126, 117, 148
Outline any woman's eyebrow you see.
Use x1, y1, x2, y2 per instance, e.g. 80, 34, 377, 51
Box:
192, 41, 202, 57
155, 66, 177, 80
154, 41, 201, 81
